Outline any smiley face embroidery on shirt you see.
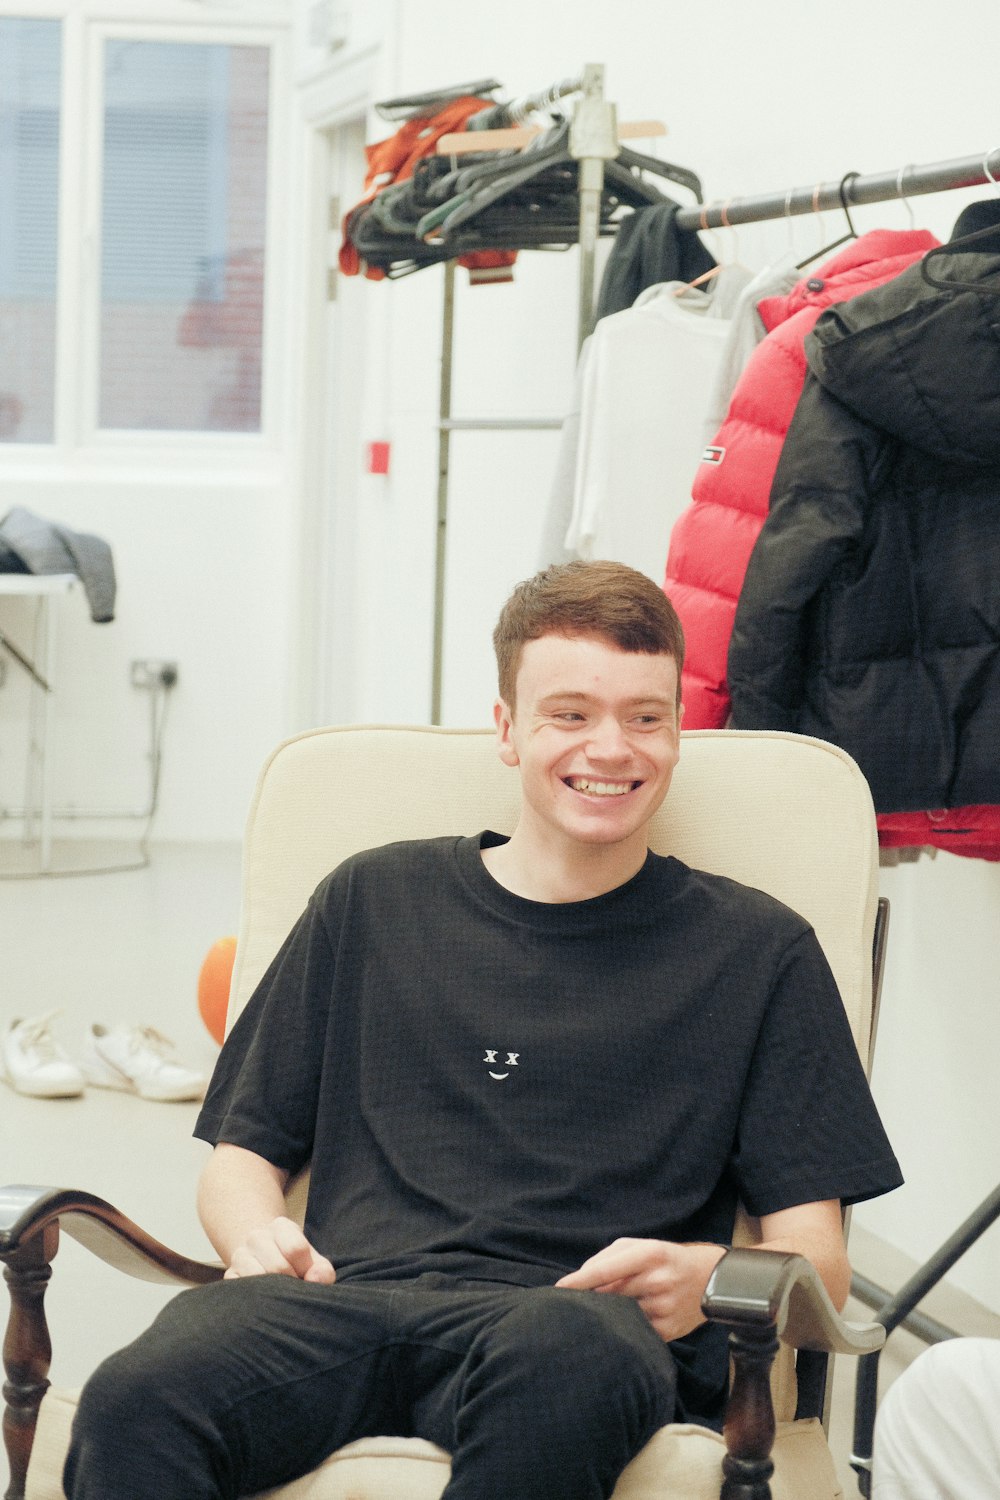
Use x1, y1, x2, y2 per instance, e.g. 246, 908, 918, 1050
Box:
483, 1049, 520, 1081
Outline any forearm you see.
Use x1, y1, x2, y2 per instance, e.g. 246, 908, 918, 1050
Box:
754, 1216, 851, 1311
197, 1142, 290, 1266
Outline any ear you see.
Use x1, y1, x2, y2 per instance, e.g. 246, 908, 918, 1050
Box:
493, 697, 520, 768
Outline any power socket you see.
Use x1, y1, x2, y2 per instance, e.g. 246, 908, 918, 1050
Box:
130, 659, 179, 690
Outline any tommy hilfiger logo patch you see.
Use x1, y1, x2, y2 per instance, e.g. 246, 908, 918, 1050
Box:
701, 445, 726, 465
483, 1049, 520, 1080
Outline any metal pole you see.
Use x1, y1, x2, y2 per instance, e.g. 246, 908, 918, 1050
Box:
569, 64, 619, 349
849, 1181, 1000, 1493
431, 259, 456, 726
676, 148, 1000, 232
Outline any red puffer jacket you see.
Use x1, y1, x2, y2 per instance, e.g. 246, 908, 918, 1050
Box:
668, 220, 1000, 858
664, 227, 1000, 859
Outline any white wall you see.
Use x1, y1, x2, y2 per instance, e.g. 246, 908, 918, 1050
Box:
300, 0, 1000, 1312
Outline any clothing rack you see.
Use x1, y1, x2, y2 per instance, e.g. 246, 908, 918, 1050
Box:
429, 105, 1000, 721
675, 148, 1000, 231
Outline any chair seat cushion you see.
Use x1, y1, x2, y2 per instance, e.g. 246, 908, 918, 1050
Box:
27, 1388, 842, 1500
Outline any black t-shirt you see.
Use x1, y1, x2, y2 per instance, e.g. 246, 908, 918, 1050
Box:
195, 833, 902, 1421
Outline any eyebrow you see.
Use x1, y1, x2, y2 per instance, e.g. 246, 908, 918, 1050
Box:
537, 692, 675, 710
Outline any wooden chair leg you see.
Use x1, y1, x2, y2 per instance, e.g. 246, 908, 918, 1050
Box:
720, 1323, 779, 1500
2, 1224, 58, 1500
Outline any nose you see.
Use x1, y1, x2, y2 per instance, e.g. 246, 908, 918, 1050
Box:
585, 715, 631, 763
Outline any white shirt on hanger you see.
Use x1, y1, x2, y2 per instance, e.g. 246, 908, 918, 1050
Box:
542, 264, 752, 583
700, 252, 800, 443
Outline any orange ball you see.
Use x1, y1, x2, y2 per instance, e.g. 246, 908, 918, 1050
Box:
198, 936, 237, 1045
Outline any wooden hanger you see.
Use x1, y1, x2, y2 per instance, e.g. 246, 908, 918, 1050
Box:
435, 120, 666, 156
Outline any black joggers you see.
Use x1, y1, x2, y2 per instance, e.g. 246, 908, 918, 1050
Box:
64, 1271, 679, 1500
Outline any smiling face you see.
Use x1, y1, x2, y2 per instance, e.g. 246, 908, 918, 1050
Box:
494, 633, 682, 869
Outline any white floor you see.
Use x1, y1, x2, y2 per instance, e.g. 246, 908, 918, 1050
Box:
2, 840, 998, 1498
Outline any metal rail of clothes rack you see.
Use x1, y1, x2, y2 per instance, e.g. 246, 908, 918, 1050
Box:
428, 120, 1000, 1491
674, 148, 1000, 229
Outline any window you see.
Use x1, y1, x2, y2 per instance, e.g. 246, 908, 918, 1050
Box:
0, 18, 272, 447
99, 40, 270, 433
0, 18, 61, 443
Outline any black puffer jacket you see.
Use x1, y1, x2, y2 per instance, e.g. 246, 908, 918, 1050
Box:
728, 249, 1000, 814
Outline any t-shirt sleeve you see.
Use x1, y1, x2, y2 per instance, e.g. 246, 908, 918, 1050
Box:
193, 881, 337, 1173
730, 926, 903, 1217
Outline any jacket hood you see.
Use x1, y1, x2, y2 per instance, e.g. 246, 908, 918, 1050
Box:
805, 251, 1000, 463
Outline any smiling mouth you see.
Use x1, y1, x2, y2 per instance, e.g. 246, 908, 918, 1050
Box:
489, 1071, 510, 1080
564, 777, 640, 797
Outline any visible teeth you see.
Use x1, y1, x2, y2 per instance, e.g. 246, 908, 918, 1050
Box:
568, 778, 634, 796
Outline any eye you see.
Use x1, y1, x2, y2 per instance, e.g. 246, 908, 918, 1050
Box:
553, 711, 586, 723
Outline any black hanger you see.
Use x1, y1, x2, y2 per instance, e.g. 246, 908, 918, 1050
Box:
615, 145, 702, 204
795, 171, 860, 270
375, 79, 503, 123
920, 218, 1000, 294
347, 103, 702, 273
416, 123, 578, 240
416, 123, 677, 248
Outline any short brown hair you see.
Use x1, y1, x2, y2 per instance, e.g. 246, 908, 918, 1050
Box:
493, 560, 685, 708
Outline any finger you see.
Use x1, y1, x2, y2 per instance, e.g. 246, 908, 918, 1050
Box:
224, 1247, 274, 1279
270, 1219, 336, 1283
241, 1233, 300, 1277
270, 1218, 323, 1278
601, 1268, 672, 1298
304, 1254, 336, 1284
556, 1242, 661, 1289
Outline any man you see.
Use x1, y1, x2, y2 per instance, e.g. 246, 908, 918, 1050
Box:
66, 560, 902, 1500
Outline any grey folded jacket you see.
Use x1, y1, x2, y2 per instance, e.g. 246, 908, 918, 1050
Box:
0, 506, 116, 622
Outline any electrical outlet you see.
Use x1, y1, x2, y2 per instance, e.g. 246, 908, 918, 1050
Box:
130, 659, 179, 690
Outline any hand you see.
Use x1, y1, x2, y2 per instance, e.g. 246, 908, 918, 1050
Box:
223, 1215, 336, 1283
555, 1237, 726, 1341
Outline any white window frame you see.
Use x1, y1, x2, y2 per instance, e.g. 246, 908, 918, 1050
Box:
0, 1, 291, 479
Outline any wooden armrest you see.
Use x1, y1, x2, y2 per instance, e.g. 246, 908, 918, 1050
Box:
701, 1249, 885, 1499
1, 1184, 223, 1499
0, 1183, 223, 1286
703, 1246, 885, 1354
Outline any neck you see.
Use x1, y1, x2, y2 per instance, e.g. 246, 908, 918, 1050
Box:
482, 823, 649, 903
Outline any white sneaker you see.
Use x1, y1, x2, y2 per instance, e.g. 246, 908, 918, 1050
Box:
2, 1012, 86, 1098
82, 1023, 206, 1102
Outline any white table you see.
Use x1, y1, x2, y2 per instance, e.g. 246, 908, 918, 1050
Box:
0, 573, 78, 870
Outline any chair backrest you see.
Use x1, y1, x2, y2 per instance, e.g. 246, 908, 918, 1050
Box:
231, 725, 879, 1057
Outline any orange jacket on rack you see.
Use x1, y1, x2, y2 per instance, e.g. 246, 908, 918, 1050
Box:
339, 96, 517, 283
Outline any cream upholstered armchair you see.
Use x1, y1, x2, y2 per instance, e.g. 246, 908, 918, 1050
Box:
2, 726, 888, 1500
